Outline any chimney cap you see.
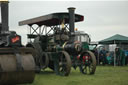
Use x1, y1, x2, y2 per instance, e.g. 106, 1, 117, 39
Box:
68, 7, 76, 10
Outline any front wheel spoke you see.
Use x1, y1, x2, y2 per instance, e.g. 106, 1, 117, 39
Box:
90, 64, 93, 71
59, 66, 66, 75
59, 62, 67, 66
83, 66, 87, 73
83, 66, 86, 70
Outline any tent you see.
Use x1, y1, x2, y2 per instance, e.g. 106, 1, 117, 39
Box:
99, 34, 128, 66
99, 34, 128, 44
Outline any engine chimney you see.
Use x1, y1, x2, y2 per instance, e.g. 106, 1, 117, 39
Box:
1, 1, 9, 32
68, 7, 75, 33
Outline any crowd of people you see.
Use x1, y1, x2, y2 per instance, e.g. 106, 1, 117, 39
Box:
94, 47, 128, 66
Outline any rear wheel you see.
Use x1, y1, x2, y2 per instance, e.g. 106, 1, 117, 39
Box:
59, 51, 71, 76
26, 43, 49, 72
79, 51, 96, 75
39, 52, 49, 69
26, 43, 41, 73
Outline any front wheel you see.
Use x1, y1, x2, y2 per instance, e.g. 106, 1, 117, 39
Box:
79, 51, 96, 75
59, 51, 71, 76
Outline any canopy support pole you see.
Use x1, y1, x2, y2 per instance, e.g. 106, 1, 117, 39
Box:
114, 40, 116, 66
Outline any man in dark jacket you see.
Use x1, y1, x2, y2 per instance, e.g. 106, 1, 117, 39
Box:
115, 47, 125, 66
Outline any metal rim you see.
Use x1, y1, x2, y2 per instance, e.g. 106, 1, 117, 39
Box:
59, 51, 71, 76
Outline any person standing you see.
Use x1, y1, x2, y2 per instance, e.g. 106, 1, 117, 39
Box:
99, 48, 107, 65
106, 52, 112, 65
94, 48, 98, 64
115, 47, 125, 66
121, 50, 125, 66
125, 51, 128, 65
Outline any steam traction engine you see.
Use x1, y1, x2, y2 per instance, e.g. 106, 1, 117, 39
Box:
0, 1, 35, 85
19, 7, 96, 76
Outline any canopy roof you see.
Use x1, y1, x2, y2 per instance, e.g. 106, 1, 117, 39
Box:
19, 12, 84, 26
99, 34, 128, 44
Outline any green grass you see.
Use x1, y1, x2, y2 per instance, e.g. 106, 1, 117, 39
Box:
24, 66, 128, 85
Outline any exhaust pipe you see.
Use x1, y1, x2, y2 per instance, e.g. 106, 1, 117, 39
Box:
68, 7, 75, 33
1, 1, 9, 32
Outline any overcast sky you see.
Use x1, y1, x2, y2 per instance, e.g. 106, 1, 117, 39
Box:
2, 1, 128, 44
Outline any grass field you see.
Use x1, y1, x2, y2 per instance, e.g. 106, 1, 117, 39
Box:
24, 66, 128, 85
